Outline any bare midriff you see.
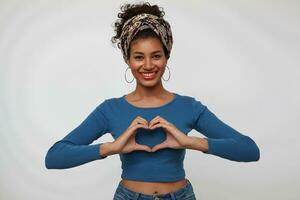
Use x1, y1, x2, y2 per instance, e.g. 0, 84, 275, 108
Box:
120, 178, 188, 195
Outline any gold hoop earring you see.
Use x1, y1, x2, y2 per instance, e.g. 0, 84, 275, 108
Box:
162, 65, 171, 81
125, 66, 135, 83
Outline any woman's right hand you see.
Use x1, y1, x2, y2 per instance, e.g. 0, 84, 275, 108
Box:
110, 116, 152, 154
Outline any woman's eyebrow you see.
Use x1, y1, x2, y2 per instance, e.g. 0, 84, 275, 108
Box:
132, 50, 162, 54
151, 50, 162, 54
132, 52, 143, 54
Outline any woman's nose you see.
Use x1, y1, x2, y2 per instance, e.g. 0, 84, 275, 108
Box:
144, 58, 154, 69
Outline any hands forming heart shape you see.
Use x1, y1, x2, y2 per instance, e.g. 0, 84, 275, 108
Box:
112, 115, 193, 154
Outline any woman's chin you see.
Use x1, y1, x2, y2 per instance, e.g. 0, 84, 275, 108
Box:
138, 78, 161, 87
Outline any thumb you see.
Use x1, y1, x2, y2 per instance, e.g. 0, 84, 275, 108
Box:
136, 144, 152, 152
151, 142, 168, 152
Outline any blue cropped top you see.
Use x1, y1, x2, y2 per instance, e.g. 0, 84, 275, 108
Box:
45, 93, 260, 182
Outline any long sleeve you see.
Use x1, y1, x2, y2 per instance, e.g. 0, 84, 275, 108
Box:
45, 101, 110, 169
192, 99, 260, 162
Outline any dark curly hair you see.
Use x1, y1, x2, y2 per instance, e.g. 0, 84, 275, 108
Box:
111, 2, 170, 60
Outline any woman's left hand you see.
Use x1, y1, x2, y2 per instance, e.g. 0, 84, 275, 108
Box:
148, 115, 192, 152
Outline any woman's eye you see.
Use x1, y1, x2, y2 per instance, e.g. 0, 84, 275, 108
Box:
153, 55, 161, 59
134, 56, 143, 60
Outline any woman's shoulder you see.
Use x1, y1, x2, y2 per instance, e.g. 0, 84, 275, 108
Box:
95, 95, 127, 109
175, 92, 205, 104
96, 96, 117, 106
176, 93, 207, 111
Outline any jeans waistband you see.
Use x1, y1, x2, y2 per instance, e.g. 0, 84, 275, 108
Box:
116, 178, 193, 200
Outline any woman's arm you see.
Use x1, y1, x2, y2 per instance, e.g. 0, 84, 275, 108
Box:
185, 137, 209, 153
191, 100, 260, 162
45, 102, 110, 169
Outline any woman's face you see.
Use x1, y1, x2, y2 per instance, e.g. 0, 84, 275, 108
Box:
126, 37, 168, 87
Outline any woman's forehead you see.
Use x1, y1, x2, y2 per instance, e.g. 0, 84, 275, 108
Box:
130, 37, 164, 52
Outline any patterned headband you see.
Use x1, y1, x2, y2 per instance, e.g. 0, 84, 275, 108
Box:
119, 13, 173, 62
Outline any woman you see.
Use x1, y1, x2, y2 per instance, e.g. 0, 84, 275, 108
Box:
45, 2, 260, 200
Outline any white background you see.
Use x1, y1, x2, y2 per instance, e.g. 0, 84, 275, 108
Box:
0, 0, 299, 199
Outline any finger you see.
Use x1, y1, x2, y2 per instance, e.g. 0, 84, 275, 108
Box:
149, 115, 170, 126
133, 123, 149, 130
149, 123, 162, 130
127, 124, 148, 138
150, 123, 187, 145
136, 116, 149, 125
149, 119, 161, 128
129, 116, 148, 128
151, 142, 168, 152
149, 117, 172, 128
149, 121, 168, 130
136, 144, 152, 152
149, 116, 160, 127
121, 123, 147, 141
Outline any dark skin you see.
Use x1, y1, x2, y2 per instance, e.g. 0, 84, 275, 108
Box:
100, 37, 208, 195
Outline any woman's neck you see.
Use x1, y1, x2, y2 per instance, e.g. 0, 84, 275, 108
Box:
131, 82, 170, 99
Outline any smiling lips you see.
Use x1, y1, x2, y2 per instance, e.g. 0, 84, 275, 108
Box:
141, 71, 157, 80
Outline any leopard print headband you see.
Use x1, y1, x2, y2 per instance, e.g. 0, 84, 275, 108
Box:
119, 13, 173, 62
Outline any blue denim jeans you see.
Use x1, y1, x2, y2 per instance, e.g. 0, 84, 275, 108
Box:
113, 179, 197, 200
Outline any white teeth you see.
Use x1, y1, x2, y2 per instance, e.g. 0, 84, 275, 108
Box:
140, 70, 158, 80
143, 72, 155, 76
